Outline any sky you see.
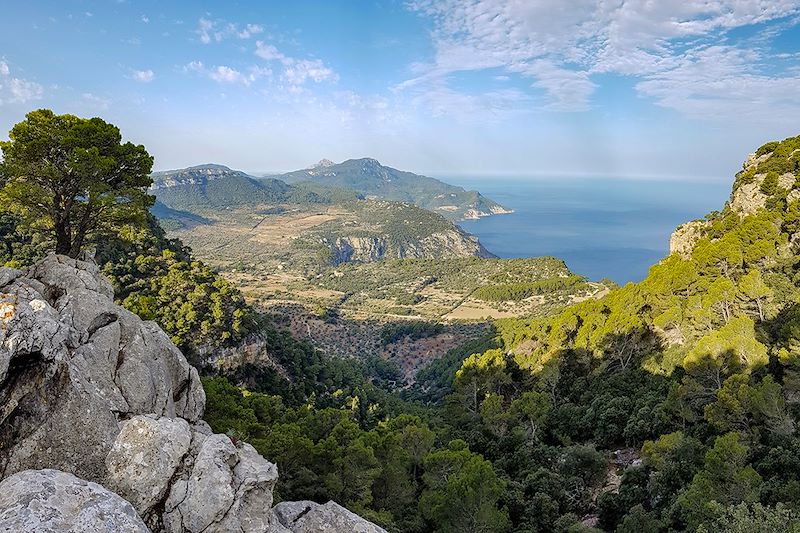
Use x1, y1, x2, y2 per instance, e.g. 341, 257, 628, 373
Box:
1, 0, 799, 179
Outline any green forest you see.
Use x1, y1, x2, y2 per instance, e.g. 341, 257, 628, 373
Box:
4, 110, 800, 531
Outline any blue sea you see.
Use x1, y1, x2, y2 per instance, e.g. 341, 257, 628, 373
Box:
446, 176, 731, 285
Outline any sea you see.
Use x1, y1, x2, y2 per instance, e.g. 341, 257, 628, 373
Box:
446, 176, 731, 285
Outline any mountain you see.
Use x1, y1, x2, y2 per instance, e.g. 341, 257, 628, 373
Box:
269, 158, 512, 221
150, 164, 496, 270
150, 164, 324, 211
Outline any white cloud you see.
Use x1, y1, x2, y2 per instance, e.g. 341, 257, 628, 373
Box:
184, 61, 269, 86
82, 92, 110, 110
405, 0, 800, 117
8, 79, 44, 102
255, 41, 337, 87
0, 60, 44, 104
197, 18, 214, 44
196, 18, 264, 44
130, 69, 155, 83
141, 15, 149, 23
255, 42, 285, 61
209, 65, 248, 84
238, 23, 263, 39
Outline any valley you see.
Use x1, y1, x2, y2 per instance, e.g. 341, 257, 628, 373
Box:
152, 162, 605, 381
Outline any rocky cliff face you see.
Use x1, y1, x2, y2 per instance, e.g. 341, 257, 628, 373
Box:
669, 148, 799, 257
0, 255, 385, 533
668, 219, 710, 258
328, 229, 494, 264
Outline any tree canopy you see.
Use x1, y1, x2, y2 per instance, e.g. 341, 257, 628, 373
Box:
0, 109, 153, 257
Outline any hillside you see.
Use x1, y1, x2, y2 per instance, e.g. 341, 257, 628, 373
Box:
427, 134, 800, 531
150, 164, 327, 213
270, 157, 512, 221
150, 164, 496, 269
165, 198, 494, 274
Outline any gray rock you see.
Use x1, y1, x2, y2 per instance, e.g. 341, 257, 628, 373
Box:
163, 433, 278, 533
0, 267, 21, 289
0, 255, 385, 533
272, 500, 388, 533
0, 469, 150, 533
106, 415, 192, 516
730, 177, 768, 216
779, 172, 796, 190
0, 255, 205, 483
26, 254, 114, 300
668, 219, 709, 258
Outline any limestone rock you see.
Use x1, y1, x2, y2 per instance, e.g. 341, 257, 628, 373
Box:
0, 255, 204, 483
730, 177, 768, 216
163, 433, 278, 533
669, 220, 709, 258
0, 254, 387, 533
0, 469, 150, 533
106, 415, 192, 517
272, 500, 388, 533
779, 172, 797, 190
328, 229, 492, 264
743, 151, 772, 170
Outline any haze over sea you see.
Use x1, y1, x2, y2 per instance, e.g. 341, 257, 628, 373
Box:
448, 177, 731, 285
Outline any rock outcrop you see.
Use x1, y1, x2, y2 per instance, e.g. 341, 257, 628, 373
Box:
729, 178, 768, 216
273, 501, 387, 533
328, 229, 493, 264
669, 219, 709, 258
0, 469, 150, 533
0, 255, 383, 532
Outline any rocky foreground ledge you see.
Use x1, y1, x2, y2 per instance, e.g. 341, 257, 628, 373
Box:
0, 255, 386, 533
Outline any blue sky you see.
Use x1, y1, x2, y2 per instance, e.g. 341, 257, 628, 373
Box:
1, 1, 799, 179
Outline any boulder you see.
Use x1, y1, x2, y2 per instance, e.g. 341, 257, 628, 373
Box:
106, 415, 192, 517
163, 434, 278, 533
272, 500, 388, 533
0, 469, 150, 533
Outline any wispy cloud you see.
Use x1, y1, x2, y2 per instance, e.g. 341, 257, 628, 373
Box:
184, 61, 270, 86
129, 69, 154, 83
405, 0, 800, 117
82, 92, 110, 110
0, 59, 44, 104
196, 17, 263, 44
255, 41, 337, 88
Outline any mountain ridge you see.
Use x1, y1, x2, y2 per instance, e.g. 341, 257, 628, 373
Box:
266, 157, 512, 221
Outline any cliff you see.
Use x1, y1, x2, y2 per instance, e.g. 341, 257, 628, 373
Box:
669, 139, 800, 257
327, 228, 493, 264
0, 255, 385, 533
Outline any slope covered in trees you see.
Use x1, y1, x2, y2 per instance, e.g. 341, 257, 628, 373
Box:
272, 157, 511, 221
431, 135, 800, 531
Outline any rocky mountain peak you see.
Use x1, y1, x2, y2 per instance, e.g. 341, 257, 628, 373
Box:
309, 158, 335, 169
0, 255, 385, 533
